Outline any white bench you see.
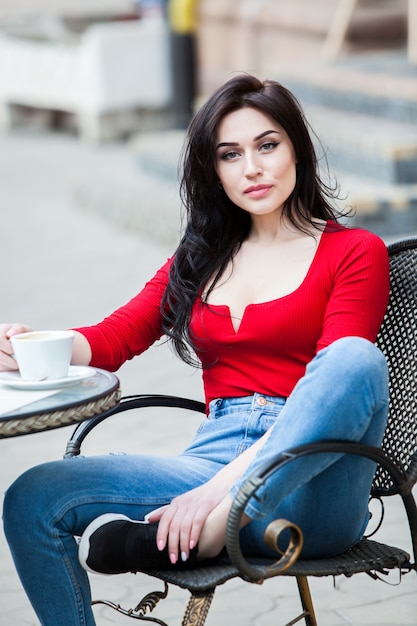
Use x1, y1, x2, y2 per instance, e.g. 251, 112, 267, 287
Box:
0, 16, 172, 140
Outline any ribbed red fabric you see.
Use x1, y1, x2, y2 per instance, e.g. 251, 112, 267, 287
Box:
76, 223, 389, 408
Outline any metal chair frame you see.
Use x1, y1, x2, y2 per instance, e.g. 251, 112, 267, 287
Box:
65, 237, 417, 625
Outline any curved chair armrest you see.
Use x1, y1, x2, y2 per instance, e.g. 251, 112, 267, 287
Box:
64, 394, 206, 458
226, 440, 417, 582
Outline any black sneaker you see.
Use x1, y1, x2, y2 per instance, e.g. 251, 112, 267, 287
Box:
78, 513, 198, 575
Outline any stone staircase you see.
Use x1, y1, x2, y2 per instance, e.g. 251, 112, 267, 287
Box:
273, 51, 417, 236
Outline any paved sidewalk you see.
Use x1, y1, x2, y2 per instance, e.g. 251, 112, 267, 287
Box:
0, 131, 416, 625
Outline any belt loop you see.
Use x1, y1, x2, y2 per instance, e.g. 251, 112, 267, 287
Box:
208, 397, 222, 417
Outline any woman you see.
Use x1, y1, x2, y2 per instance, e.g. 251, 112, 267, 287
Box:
1, 74, 389, 626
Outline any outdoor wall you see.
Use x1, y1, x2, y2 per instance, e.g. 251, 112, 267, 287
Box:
196, 0, 409, 96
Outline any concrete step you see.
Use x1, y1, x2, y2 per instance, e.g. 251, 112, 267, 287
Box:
307, 104, 417, 183
274, 51, 417, 124
335, 173, 417, 236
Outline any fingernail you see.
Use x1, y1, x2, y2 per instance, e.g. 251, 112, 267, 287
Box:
157, 540, 165, 551
170, 553, 177, 564
181, 551, 188, 562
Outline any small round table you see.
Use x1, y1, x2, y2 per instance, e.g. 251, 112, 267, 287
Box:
0, 367, 120, 438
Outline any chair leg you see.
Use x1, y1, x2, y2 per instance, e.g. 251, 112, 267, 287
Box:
181, 590, 215, 626
296, 576, 318, 626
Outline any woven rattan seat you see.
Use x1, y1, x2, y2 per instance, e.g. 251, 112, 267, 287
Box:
147, 538, 410, 592
141, 537, 410, 593
65, 237, 417, 625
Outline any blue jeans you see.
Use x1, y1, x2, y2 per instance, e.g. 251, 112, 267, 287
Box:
3, 337, 389, 626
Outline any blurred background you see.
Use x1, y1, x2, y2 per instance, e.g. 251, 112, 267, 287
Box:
0, 0, 415, 241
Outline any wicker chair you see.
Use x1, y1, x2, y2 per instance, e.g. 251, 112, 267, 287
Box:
64, 236, 417, 626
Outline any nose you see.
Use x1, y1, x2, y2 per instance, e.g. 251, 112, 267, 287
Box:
244, 152, 263, 177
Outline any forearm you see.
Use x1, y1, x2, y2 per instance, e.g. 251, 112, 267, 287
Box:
194, 431, 272, 560
71, 331, 92, 366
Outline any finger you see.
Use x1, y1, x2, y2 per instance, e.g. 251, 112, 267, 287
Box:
176, 505, 206, 562
189, 517, 205, 553
0, 336, 18, 371
155, 505, 177, 556
180, 510, 207, 560
144, 506, 169, 523
157, 503, 187, 565
179, 520, 194, 562
166, 517, 182, 565
0, 336, 14, 356
0, 353, 18, 372
0, 323, 31, 340
7, 324, 33, 338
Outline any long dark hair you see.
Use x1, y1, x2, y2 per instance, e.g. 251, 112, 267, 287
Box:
161, 73, 345, 366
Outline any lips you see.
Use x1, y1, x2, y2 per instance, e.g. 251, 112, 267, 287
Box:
244, 184, 272, 198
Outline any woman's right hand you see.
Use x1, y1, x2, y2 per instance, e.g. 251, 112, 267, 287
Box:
0, 323, 32, 371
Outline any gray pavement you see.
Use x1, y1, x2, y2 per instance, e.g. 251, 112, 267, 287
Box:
0, 130, 416, 625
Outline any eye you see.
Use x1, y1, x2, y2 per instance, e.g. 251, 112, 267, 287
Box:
220, 150, 240, 161
260, 141, 278, 152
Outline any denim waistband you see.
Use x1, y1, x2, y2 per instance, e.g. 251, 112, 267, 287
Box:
208, 393, 286, 418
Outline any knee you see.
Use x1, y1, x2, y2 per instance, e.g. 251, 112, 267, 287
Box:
317, 337, 388, 402
325, 337, 387, 377
3, 462, 57, 536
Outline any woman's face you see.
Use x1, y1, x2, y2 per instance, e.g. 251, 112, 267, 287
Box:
215, 107, 297, 220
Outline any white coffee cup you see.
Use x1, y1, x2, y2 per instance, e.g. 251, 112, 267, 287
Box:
10, 330, 74, 381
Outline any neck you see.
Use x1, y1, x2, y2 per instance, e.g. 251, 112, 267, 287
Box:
248, 214, 299, 243
248, 214, 326, 244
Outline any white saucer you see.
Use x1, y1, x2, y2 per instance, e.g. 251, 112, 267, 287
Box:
0, 366, 96, 390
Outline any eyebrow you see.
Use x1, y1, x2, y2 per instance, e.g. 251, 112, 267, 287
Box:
215, 129, 281, 150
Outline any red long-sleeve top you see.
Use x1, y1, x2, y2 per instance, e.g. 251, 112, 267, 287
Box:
76, 223, 390, 407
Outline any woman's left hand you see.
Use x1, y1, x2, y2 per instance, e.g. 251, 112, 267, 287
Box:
146, 426, 268, 565
146, 480, 228, 565
0, 323, 32, 371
